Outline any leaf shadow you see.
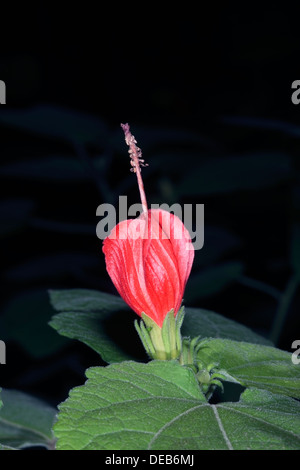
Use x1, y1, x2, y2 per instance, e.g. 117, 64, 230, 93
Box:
209, 382, 246, 404
100, 310, 148, 362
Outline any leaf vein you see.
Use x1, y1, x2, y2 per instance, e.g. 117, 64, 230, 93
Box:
147, 403, 208, 449
211, 405, 233, 450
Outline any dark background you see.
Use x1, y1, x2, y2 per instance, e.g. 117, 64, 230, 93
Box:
0, 5, 299, 406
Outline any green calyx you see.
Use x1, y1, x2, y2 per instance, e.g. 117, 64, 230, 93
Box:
179, 335, 203, 367
134, 307, 185, 360
134, 308, 226, 397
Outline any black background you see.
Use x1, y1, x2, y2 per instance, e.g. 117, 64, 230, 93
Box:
0, 5, 299, 406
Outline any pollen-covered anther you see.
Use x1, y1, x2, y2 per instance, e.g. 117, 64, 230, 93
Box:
128, 148, 148, 172
120, 122, 149, 212
130, 160, 137, 173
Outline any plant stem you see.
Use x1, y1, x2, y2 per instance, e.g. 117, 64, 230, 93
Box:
238, 275, 281, 300
269, 275, 299, 345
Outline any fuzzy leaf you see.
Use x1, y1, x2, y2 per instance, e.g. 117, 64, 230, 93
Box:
54, 362, 300, 450
0, 389, 56, 449
183, 308, 271, 345
0, 290, 68, 358
49, 289, 270, 363
197, 338, 300, 398
49, 289, 138, 363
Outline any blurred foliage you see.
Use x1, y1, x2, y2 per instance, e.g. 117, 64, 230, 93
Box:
0, 290, 68, 358
0, 388, 56, 449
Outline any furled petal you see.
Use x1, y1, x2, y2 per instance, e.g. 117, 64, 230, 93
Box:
103, 209, 194, 327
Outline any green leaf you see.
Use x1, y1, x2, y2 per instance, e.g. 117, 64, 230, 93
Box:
178, 153, 291, 196
54, 362, 300, 450
197, 338, 300, 398
49, 310, 139, 363
49, 288, 127, 313
0, 389, 56, 449
0, 105, 107, 145
49, 289, 139, 363
49, 289, 271, 363
0, 444, 17, 450
54, 361, 205, 450
182, 308, 271, 345
185, 261, 244, 301
210, 388, 300, 450
0, 290, 68, 358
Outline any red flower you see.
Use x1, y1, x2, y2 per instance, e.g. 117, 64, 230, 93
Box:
103, 208, 194, 327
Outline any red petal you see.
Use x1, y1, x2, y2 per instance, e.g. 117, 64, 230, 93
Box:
102, 209, 194, 327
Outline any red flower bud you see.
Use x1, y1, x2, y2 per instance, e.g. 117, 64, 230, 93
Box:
103, 208, 194, 327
